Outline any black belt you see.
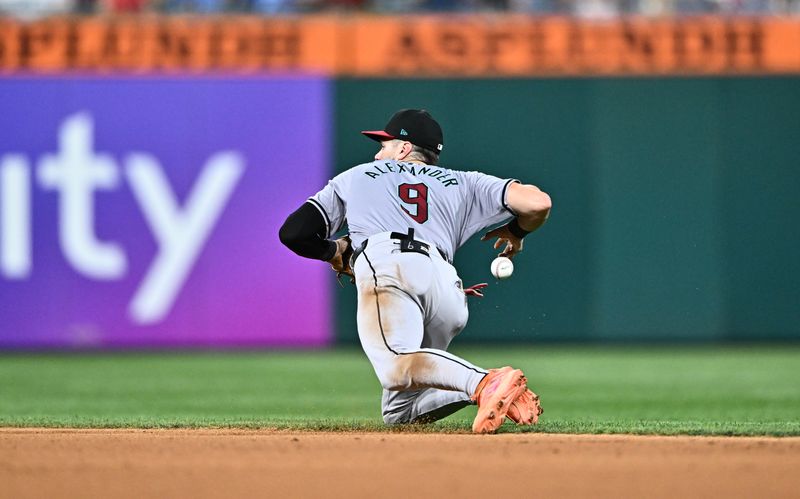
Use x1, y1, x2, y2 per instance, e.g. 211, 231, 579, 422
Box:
351, 228, 447, 267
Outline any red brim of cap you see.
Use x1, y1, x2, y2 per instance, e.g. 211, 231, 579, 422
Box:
361, 130, 396, 142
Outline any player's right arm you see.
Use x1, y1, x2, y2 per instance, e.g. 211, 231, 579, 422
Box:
506, 182, 552, 233
481, 182, 551, 258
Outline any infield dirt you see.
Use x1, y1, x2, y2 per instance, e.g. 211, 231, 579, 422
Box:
1, 428, 798, 499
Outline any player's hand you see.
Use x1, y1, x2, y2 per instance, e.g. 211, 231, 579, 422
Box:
481, 224, 524, 258
328, 236, 354, 285
464, 283, 488, 298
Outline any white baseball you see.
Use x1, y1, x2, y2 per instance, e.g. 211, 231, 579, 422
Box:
490, 257, 514, 280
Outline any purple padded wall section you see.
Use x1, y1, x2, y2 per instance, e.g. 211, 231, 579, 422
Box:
0, 76, 332, 348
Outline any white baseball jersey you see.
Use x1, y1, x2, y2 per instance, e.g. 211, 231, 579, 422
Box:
308, 160, 518, 260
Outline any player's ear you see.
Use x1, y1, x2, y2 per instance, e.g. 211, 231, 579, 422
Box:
401, 141, 413, 159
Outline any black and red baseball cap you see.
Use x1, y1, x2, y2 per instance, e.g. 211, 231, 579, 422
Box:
361, 109, 444, 154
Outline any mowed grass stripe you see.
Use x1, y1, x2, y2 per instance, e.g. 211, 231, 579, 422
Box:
0, 346, 798, 436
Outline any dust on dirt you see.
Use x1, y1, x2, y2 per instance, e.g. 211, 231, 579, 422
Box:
1, 428, 798, 499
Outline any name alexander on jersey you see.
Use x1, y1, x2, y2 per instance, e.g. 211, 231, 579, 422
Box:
363, 161, 459, 187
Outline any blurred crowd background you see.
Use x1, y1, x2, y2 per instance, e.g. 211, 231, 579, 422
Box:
1, 0, 798, 19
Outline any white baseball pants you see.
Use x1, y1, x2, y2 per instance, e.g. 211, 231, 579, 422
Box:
352, 232, 488, 424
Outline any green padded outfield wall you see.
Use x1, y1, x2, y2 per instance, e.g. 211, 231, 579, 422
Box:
333, 78, 800, 343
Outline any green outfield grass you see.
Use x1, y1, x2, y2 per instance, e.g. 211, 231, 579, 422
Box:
0, 346, 798, 436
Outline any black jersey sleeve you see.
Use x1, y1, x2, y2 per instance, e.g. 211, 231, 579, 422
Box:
279, 202, 337, 261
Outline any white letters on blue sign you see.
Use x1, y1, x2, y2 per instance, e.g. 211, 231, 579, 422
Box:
126, 152, 244, 324
0, 154, 31, 279
38, 113, 127, 279
0, 112, 246, 325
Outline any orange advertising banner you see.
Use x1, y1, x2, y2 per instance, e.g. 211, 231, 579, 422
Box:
0, 15, 798, 75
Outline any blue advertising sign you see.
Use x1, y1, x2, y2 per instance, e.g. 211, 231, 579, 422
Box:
0, 76, 332, 348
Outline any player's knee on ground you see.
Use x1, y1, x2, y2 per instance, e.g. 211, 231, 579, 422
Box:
382, 408, 413, 425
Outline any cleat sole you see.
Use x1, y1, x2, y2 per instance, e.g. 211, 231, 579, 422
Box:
471, 368, 528, 434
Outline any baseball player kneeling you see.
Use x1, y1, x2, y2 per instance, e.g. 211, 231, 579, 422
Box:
280, 109, 550, 433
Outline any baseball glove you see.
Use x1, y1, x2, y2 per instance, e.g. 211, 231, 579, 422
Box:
328, 236, 354, 285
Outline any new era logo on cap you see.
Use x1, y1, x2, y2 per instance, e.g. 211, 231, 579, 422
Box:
361, 109, 444, 155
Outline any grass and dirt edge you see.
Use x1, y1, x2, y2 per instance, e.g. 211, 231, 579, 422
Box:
1, 419, 798, 437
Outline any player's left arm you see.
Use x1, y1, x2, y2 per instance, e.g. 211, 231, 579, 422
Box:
279, 202, 354, 279
482, 182, 551, 258
280, 168, 351, 262
279, 202, 338, 261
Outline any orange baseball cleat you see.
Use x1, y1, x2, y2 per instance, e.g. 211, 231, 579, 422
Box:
471, 367, 528, 434
506, 388, 543, 425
